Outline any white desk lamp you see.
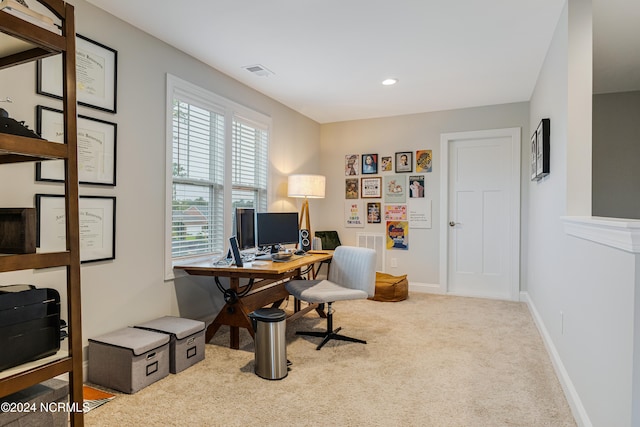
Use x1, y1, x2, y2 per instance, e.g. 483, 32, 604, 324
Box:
287, 174, 326, 248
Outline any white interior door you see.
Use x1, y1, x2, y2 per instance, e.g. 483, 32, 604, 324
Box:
440, 128, 520, 300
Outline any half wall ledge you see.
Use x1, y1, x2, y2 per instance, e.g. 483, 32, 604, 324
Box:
561, 216, 640, 254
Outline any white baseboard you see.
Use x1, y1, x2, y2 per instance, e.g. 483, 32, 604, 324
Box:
520, 291, 592, 427
408, 282, 442, 293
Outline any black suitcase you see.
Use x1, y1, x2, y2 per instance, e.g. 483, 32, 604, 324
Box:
0, 285, 61, 371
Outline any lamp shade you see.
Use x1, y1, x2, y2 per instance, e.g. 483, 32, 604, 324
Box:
288, 174, 326, 199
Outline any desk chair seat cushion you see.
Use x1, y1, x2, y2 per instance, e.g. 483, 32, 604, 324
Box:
285, 246, 376, 350
286, 279, 369, 303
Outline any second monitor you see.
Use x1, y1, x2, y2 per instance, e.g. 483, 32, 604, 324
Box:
256, 212, 299, 253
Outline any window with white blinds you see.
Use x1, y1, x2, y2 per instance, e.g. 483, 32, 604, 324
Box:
232, 118, 268, 212
171, 99, 225, 259
165, 75, 270, 279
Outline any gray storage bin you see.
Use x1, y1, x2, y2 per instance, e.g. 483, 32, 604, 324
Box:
135, 316, 205, 374
88, 327, 170, 394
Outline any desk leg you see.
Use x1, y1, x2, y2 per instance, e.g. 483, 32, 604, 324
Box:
206, 277, 255, 349
206, 300, 254, 349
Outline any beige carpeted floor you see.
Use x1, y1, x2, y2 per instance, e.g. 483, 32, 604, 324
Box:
85, 293, 576, 426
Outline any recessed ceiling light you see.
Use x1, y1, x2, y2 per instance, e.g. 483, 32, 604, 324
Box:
382, 78, 398, 86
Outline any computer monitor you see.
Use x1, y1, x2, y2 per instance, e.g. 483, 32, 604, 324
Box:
234, 207, 256, 251
256, 212, 299, 252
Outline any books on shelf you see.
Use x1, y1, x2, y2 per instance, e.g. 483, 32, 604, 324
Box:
0, 0, 61, 34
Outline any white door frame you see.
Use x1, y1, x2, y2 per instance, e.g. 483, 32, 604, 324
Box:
439, 128, 521, 300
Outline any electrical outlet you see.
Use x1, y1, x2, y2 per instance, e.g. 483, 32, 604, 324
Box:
390, 258, 398, 268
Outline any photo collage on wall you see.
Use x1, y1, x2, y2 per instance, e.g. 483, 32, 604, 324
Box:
343, 150, 433, 249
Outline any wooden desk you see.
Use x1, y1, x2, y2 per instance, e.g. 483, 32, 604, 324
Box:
174, 251, 332, 349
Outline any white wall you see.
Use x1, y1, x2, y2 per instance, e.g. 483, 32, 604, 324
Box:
592, 91, 640, 219
317, 104, 529, 289
0, 0, 320, 352
527, 1, 639, 425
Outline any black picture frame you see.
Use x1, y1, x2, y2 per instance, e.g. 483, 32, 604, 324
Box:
35, 194, 116, 263
35, 105, 117, 186
395, 151, 413, 173
361, 153, 378, 174
37, 34, 118, 113
535, 118, 550, 179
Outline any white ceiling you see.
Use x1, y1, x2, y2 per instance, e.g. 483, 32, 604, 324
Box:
84, 0, 636, 124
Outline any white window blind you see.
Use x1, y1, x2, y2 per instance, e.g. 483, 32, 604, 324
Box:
171, 99, 225, 259
232, 117, 268, 212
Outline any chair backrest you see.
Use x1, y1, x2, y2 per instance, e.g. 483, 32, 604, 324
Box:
328, 246, 377, 297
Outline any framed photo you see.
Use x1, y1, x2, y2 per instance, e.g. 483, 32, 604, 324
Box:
367, 202, 381, 224
37, 34, 118, 113
361, 154, 378, 174
345, 154, 359, 176
395, 151, 413, 173
36, 194, 116, 263
36, 106, 117, 186
384, 175, 406, 203
536, 118, 550, 178
416, 150, 432, 172
380, 156, 392, 172
530, 131, 538, 181
345, 178, 359, 199
361, 177, 382, 198
408, 175, 425, 198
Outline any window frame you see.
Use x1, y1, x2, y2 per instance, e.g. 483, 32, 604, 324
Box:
165, 74, 271, 280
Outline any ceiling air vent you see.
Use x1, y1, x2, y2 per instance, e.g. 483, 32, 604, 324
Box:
242, 64, 274, 77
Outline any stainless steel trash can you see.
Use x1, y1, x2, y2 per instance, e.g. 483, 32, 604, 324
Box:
249, 307, 287, 380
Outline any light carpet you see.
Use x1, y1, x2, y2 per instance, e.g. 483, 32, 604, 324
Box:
85, 293, 576, 426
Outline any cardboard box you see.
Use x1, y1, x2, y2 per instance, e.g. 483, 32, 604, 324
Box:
135, 316, 205, 374
88, 327, 169, 394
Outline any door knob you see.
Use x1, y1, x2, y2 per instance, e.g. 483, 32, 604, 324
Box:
449, 221, 459, 227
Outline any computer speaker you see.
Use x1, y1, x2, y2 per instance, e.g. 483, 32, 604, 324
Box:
299, 229, 311, 252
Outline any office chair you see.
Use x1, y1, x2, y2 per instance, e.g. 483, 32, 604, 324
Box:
285, 246, 376, 350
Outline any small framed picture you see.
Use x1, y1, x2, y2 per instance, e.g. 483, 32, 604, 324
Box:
380, 156, 392, 172
361, 177, 382, 198
416, 150, 432, 173
361, 154, 378, 174
536, 118, 550, 178
409, 175, 425, 198
345, 154, 359, 176
345, 178, 359, 199
367, 202, 381, 224
530, 131, 538, 181
395, 151, 413, 173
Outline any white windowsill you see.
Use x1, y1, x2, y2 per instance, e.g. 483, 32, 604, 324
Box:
562, 216, 640, 254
